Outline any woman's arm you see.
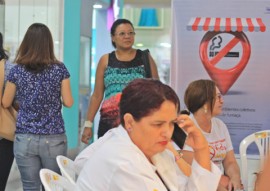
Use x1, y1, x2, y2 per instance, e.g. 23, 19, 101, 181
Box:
61, 78, 73, 108
81, 54, 107, 144
86, 54, 107, 124
256, 156, 270, 191
181, 150, 194, 165
166, 142, 191, 177
2, 81, 16, 108
223, 150, 242, 190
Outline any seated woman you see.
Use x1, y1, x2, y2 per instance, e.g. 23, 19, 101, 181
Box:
182, 79, 242, 191
74, 78, 221, 191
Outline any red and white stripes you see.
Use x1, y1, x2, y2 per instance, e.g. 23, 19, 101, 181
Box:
187, 17, 266, 32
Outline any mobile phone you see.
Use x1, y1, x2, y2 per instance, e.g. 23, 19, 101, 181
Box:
172, 123, 187, 149
171, 110, 189, 149
180, 109, 190, 115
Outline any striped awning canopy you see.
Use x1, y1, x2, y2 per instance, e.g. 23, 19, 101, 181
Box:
187, 17, 266, 32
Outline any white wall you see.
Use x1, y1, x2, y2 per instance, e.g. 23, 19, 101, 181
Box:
4, 0, 63, 60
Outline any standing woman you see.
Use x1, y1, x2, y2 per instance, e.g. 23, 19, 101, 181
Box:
0, 32, 15, 191
2, 23, 73, 190
183, 79, 242, 191
81, 18, 159, 143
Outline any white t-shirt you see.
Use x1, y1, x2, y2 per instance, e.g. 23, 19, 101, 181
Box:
183, 115, 233, 171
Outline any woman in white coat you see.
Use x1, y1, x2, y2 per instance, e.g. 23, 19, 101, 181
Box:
75, 78, 221, 191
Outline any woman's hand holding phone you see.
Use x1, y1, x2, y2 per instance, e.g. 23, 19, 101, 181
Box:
177, 113, 211, 171
171, 110, 189, 149
178, 114, 208, 152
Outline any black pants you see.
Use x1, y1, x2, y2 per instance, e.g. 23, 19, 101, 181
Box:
97, 120, 114, 138
97, 112, 120, 138
0, 139, 14, 191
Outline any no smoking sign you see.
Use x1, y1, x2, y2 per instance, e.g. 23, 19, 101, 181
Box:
200, 31, 250, 95
187, 17, 266, 94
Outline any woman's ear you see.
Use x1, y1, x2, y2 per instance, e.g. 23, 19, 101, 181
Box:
203, 105, 208, 114
202, 103, 210, 114
123, 113, 134, 132
111, 35, 115, 42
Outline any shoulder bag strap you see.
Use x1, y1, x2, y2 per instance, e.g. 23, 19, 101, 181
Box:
142, 49, 152, 78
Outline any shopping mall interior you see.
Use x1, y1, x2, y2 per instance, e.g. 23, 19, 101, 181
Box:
0, 0, 265, 190
1, 0, 173, 190
0, 0, 173, 147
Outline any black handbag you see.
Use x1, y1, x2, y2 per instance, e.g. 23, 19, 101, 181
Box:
141, 49, 152, 78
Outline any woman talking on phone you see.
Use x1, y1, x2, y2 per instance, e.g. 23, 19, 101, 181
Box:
75, 78, 221, 191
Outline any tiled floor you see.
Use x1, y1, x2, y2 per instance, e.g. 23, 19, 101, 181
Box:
5, 160, 22, 191
5, 153, 259, 191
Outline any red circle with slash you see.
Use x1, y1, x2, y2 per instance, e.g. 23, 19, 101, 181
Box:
199, 31, 251, 95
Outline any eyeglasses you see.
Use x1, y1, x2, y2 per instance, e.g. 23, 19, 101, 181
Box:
115, 31, 136, 37
216, 93, 223, 102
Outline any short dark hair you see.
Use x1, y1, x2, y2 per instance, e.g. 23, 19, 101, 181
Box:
15, 23, 60, 72
0, 32, 9, 60
184, 79, 216, 114
110, 19, 134, 48
120, 78, 180, 126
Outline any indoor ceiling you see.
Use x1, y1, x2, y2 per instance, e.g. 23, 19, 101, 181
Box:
124, 0, 171, 8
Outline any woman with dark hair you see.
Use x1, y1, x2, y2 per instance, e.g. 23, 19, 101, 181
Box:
183, 79, 242, 191
75, 78, 221, 191
2, 23, 73, 190
0, 32, 15, 191
81, 18, 159, 142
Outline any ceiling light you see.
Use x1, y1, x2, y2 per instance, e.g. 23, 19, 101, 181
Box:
93, 4, 102, 9
159, 43, 171, 48
135, 43, 144, 47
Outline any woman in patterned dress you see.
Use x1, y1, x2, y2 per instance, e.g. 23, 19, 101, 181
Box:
81, 19, 159, 143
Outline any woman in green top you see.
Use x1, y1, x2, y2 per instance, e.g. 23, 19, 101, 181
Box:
81, 19, 159, 143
